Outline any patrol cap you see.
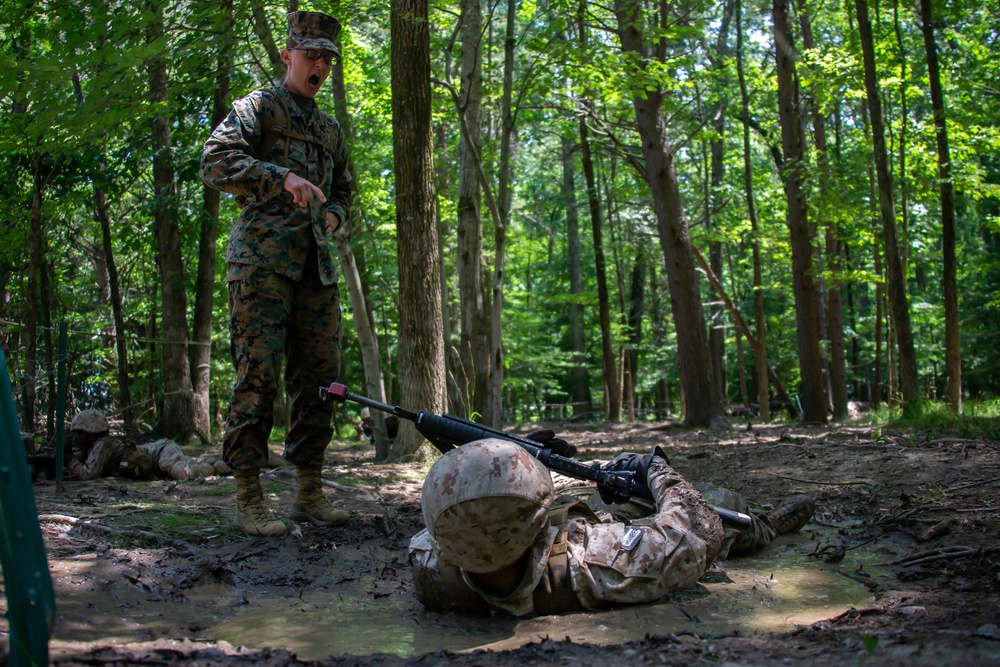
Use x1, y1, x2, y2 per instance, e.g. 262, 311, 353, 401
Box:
288, 11, 342, 60
70, 409, 110, 434
422, 439, 555, 573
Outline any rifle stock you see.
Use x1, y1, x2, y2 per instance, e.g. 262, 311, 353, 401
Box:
320, 382, 752, 531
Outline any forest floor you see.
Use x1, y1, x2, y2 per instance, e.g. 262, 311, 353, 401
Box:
8, 415, 1000, 666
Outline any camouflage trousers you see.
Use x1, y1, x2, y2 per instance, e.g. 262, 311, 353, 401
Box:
223, 245, 342, 470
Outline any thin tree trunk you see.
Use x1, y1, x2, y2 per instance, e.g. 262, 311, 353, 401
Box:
147, 2, 196, 440
249, 0, 283, 74
855, 0, 920, 412
774, 0, 827, 422
390, 0, 446, 458
736, 0, 770, 421
707, 0, 735, 409
798, 1, 848, 419
485, 0, 518, 427
893, 0, 910, 276
919, 0, 961, 412
329, 0, 390, 452
457, 0, 491, 423
25, 150, 42, 434
858, 102, 883, 407
578, 1, 621, 421
563, 134, 591, 415
627, 253, 646, 419
190, 0, 234, 443
39, 202, 54, 437
94, 181, 133, 432
693, 245, 798, 417
579, 116, 620, 421
613, 0, 722, 427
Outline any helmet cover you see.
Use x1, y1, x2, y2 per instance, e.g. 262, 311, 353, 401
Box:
70, 409, 110, 434
422, 438, 555, 573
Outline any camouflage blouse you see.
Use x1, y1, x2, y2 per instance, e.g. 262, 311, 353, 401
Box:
200, 83, 352, 285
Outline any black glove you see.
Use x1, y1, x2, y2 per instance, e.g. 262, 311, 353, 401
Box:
598, 446, 669, 504
526, 429, 577, 458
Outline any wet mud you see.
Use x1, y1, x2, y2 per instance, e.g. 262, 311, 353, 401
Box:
5, 422, 1000, 665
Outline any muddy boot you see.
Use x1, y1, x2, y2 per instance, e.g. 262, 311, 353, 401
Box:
234, 468, 287, 537
766, 494, 816, 536
290, 467, 349, 527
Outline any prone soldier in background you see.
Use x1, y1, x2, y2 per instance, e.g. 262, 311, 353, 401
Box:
65, 409, 230, 482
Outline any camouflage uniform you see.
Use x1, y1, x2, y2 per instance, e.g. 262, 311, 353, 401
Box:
69, 435, 132, 481
140, 439, 231, 480
201, 75, 352, 471
410, 450, 727, 617
68, 433, 227, 481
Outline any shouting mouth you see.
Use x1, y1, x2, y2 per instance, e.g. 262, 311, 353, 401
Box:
309, 74, 322, 87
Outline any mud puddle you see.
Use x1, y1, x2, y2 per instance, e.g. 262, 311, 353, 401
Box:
195, 535, 876, 659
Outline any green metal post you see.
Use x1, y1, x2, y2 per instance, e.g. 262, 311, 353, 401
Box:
0, 345, 56, 666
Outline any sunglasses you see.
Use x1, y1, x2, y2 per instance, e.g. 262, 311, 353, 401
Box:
289, 48, 336, 65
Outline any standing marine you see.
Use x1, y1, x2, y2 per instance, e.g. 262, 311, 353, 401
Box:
201, 11, 352, 537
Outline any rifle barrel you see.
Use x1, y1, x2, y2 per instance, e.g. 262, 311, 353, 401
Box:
320, 383, 753, 531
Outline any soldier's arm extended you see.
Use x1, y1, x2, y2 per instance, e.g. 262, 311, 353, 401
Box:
200, 92, 291, 201
570, 461, 725, 609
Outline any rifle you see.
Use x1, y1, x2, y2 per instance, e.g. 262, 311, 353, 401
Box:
319, 383, 752, 531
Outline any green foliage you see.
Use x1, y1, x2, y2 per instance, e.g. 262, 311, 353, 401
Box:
1, 0, 998, 443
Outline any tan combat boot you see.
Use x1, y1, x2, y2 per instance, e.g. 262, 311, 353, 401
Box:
290, 467, 350, 527
234, 468, 287, 537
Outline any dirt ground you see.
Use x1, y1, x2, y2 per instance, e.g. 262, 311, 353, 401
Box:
6, 417, 1000, 666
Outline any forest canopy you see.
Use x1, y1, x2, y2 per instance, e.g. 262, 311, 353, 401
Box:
1, 0, 998, 457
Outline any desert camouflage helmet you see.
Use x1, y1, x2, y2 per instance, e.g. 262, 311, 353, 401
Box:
422, 438, 555, 573
69, 409, 110, 434
288, 11, 342, 61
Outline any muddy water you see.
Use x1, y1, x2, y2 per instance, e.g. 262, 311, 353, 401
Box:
203, 536, 876, 659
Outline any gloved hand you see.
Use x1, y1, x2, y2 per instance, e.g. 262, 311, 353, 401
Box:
597, 446, 669, 504
526, 429, 577, 458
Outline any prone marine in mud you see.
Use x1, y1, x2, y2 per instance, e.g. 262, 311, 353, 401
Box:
409, 438, 814, 616
63, 409, 231, 481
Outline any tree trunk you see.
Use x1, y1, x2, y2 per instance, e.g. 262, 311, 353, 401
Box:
25, 150, 42, 435
329, 0, 390, 453
855, 0, 920, 412
578, 116, 620, 421
249, 0, 283, 75
773, 0, 827, 423
457, 0, 491, 423
485, 0, 518, 427
95, 179, 134, 433
797, 0, 848, 419
578, 1, 621, 422
919, 0, 961, 412
147, 2, 196, 440
708, 0, 735, 409
627, 252, 645, 417
190, 0, 234, 443
390, 0, 446, 458
736, 0, 770, 421
614, 0, 722, 427
562, 134, 591, 416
